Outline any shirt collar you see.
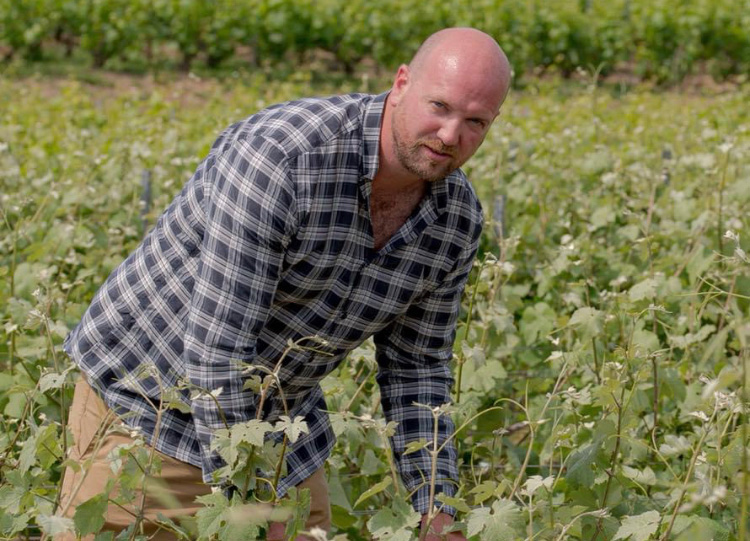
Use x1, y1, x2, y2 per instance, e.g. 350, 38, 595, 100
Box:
360, 91, 388, 182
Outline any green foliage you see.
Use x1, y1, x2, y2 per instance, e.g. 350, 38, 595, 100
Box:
2, 0, 750, 80
466, 499, 524, 539
1, 72, 749, 539
78, 0, 146, 68
0, 0, 56, 60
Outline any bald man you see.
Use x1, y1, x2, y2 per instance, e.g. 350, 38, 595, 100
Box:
59, 27, 510, 541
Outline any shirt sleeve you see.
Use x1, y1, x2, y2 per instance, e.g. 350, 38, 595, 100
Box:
184, 136, 297, 483
374, 240, 479, 516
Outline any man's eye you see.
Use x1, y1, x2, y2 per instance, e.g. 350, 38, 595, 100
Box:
432, 101, 445, 109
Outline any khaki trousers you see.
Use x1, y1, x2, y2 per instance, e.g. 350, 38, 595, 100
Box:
57, 377, 330, 540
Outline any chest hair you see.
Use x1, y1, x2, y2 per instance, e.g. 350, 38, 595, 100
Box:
369, 182, 427, 251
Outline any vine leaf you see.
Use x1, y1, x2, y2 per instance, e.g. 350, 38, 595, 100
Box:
276, 415, 309, 443
354, 476, 392, 508
566, 438, 603, 486
36, 515, 75, 537
466, 499, 523, 540
233, 419, 274, 447
613, 510, 660, 541
73, 493, 108, 536
366, 495, 420, 540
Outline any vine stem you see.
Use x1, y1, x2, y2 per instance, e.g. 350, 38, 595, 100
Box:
740, 345, 748, 541
660, 403, 720, 541
419, 409, 442, 541
717, 149, 730, 257
1, 206, 18, 377
455, 257, 485, 404
130, 368, 168, 541
509, 359, 570, 499
411, 404, 508, 540
592, 337, 601, 384
591, 386, 627, 541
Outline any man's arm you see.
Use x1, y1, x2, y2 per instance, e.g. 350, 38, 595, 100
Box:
373, 241, 478, 518
183, 136, 297, 482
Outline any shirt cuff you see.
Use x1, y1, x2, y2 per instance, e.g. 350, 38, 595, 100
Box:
411, 483, 458, 517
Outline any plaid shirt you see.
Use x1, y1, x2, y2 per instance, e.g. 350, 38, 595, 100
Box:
64, 92, 483, 515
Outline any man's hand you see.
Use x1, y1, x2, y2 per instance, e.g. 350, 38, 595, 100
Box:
420, 512, 467, 541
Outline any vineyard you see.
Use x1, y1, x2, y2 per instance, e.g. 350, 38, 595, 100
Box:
2, 0, 750, 82
1, 14, 750, 541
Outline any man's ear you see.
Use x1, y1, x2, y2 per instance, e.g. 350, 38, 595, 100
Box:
389, 64, 410, 106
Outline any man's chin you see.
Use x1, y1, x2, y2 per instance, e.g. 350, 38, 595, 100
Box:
397, 149, 456, 182
419, 162, 457, 182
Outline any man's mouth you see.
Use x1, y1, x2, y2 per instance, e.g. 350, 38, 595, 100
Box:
422, 144, 455, 160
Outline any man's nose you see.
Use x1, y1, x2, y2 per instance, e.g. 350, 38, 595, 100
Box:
437, 120, 460, 148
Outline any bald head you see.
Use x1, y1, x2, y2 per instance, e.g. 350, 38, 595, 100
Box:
381, 27, 512, 184
409, 28, 511, 110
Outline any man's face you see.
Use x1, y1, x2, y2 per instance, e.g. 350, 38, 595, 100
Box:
389, 63, 501, 182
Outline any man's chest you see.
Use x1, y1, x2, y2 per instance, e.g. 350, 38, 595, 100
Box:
369, 182, 427, 252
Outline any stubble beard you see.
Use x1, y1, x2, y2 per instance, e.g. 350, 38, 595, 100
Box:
391, 111, 458, 183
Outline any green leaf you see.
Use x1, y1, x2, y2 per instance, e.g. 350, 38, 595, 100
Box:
403, 438, 430, 455
275, 415, 309, 443
673, 515, 729, 541
590, 204, 616, 229
242, 375, 263, 393
436, 492, 471, 514
520, 302, 556, 344
621, 465, 656, 486
566, 438, 602, 486
461, 357, 507, 393
0, 373, 14, 391
39, 366, 74, 392
354, 476, 392, 508
669, 325, 716, 349
283, 487, 310, 541
466, 507, 491, 538
632, 329, 661, 354
0, 510, 30, 537
0, 485, 26, 515
659, 434, 691, 457
331, 505, 358, 530
628, 278, 658, 302
195, 491, 230, 539
232, 419, 273, 447
469, 481, 501, 505
366, 495, 420, 540
37, 515, 75, 537
74, 493, 108, 536
4, 390, 26, 418
569, 307, 602, 338
466, 500, 523, 540
686, 247, 715, 285
523, 475, 554, 496
613, 510, 661, 541
18, 428, 41, 474
154, 513, 192, 540
361, 449, 383, 476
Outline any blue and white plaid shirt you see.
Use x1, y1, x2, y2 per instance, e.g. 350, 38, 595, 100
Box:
64, 91, 483, 515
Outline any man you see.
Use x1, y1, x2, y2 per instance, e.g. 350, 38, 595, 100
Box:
59, 27, 511, 540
